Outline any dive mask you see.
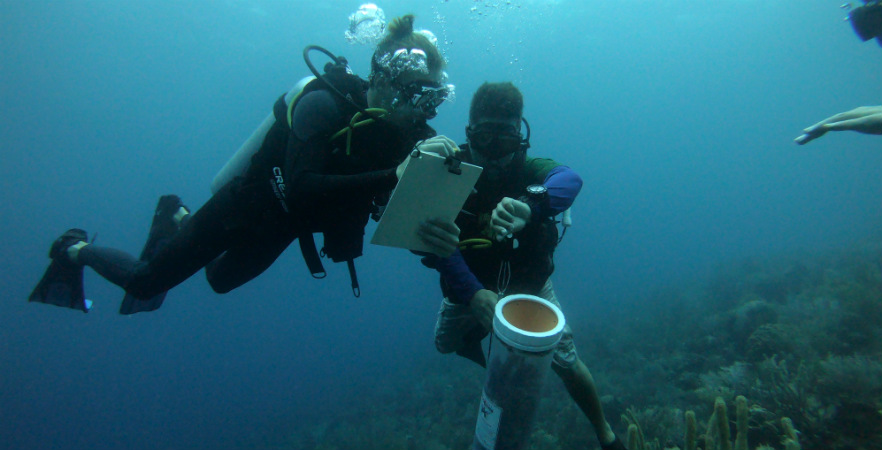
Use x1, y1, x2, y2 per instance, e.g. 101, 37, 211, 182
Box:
467, 118, 531, 160
373, 47, 454, 119
392, 79, 450, 119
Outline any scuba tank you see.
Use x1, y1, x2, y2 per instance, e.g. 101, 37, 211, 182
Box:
208, 45, 388, 297
210, 45, 385, 195
210, 75, 316, 194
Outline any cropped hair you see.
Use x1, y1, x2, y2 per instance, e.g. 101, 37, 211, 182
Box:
469, 82, 523, 123
371, 15, 445, 80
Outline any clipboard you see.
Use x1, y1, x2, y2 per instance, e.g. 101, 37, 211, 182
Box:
371, 152, 482, 252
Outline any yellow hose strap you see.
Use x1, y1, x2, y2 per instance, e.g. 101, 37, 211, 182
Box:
328, 108, 388, 155
458, 238, 492, 250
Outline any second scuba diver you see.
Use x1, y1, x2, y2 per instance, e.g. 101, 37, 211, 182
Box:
30, 15, 459, 314
417, 82, 628, 450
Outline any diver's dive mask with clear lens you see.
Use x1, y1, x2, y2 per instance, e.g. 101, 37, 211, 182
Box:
392, 80, 449, 119
372, 46, 456, 119
467, 119, 530, 160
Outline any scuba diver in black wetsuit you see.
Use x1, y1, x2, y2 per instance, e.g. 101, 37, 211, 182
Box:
29, 15, 459, 314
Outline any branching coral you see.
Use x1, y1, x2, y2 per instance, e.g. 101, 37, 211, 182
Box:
622, 396, 801, 450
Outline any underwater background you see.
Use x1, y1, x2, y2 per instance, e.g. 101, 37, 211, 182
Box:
1, 1, 881, 449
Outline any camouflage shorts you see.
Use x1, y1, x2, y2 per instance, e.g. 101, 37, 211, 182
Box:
434, 279, 578, 369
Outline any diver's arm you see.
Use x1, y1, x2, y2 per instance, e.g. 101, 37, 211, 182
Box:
490, 165, 583, 240
416, 219, 482, 303
286, 138, 398, 198
430, 250, 485, 305
285, 91, 399, 200
795, 106, 882, 145
544, 165, 583, 215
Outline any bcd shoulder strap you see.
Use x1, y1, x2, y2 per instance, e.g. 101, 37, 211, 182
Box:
288, 70, 367, 298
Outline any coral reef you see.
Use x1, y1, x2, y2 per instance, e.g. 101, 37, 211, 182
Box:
744, 324, 795, 363
621, 396, 800, 450
283, 237, 882, 450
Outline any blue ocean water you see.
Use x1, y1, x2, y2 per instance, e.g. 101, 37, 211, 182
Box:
0, 1, 879, 449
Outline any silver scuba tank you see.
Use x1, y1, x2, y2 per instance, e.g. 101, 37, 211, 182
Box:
210, 76, 316, 194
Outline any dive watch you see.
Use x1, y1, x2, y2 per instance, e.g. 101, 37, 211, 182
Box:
521, 184, 549, 218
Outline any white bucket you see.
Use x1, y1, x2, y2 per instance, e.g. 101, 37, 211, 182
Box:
493, 294, 565, 352
473, 294, 566, 450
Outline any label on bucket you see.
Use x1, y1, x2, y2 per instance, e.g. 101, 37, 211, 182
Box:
474, 390, 502, 449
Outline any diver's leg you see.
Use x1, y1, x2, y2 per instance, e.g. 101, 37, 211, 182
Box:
75, 245, 145, 288
541, 281, 621, 448
78, 184, 242, 299
204, 228, 296, 294
119, 195, 190, 314
137, 194, 190, 262
434, 297, 484, 354
203, 180, 297, 294
552, 360, 618, 447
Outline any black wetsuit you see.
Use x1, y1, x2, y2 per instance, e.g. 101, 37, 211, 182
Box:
80, 84, 433, 299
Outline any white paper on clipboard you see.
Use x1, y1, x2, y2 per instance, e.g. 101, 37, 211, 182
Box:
371, 152, 482, 252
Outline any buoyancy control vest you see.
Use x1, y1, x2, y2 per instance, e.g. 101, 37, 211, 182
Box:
244, 61, 434, 297
447, 149, 561, 296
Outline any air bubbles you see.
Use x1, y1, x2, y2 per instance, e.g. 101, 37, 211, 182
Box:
344, 3, 386, 46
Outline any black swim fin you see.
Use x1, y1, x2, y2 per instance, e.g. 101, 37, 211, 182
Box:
455, 326, 489, 368
29, 229, 92, 313
119, 195, 187, 315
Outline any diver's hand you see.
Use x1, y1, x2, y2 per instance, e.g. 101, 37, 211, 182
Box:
416, 136, 459, 158
470, 289, 499, 332
417, 217, 460, 257
795, 106, 882, 145
396, 156, 410, 179
396, 136, 460, 180
490, 197, 532, 241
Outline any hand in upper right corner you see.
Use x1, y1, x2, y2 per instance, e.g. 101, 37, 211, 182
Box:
417, 217, 461, 258
795, 105, 882, 145
395, 135, 460, 179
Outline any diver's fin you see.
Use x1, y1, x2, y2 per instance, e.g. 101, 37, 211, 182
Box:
119, 280, 166, 315
455, 326, 488, 368
456, 339, 487, 367
29, 229, 92, 313
119, 195, 187, 315
601, 436, 628, 450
